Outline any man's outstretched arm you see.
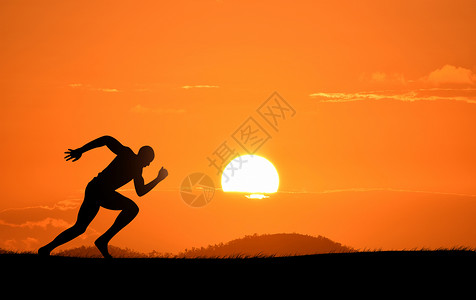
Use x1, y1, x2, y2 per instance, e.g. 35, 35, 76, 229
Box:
134, 167, 168, 197
65, 136, 126, 162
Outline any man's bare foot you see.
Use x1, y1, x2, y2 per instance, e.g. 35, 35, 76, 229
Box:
38, 246, 51, 257
95, 237, 113, 259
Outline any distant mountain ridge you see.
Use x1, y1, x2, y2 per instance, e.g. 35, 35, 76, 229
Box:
51, 233, 354, 258
178, 233, 355, 258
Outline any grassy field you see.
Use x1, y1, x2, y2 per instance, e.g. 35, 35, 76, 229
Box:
2, 248, 475, 272
1, 250, 475, 295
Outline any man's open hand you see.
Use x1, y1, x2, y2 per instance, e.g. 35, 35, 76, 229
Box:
158, 167, 168, 181
64, 148, 82, 162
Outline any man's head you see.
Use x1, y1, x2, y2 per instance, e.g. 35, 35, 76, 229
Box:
138, 146, 155, 167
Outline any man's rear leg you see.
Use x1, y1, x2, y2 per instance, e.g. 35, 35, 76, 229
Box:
38, 194, 99, 256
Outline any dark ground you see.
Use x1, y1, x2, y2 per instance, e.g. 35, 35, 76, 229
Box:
2, 250, 475, 295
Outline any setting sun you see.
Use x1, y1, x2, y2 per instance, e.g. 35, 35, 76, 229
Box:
221, 155, 279, 195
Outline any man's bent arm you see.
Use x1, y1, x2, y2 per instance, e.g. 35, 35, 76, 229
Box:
134, 168, 168, 197
79, 136, 126, 155
134, 176, 162, 197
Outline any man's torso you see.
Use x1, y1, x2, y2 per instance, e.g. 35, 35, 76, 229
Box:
94, 147, 142, 190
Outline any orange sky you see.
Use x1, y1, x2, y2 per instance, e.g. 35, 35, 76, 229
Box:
1, 0, 476, 253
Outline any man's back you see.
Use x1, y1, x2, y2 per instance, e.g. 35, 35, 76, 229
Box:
95, 147, 141, 191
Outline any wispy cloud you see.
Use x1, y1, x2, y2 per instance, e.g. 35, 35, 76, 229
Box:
68, 83, 83, 88
0, 217, 72, 229
68, 83, 120, 93
310, 89, 476, 104
0, 199, 80, 229
423, 65, 476, 86
181, 85, 220, 89
312, 65, 476, 104
318, 187, 476, 198
278, 187, 476, 198
97, 88, 119, 93
360, 65, 476, 87
1, 203, 78, 233
130, 104, 186, 114
68, 83, 221, 92
0, 199, 81, 214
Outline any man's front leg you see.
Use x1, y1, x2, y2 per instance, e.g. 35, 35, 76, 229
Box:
95, 202, 139, 258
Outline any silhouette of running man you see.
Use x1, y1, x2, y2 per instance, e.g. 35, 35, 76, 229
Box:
38, 136, 168, 258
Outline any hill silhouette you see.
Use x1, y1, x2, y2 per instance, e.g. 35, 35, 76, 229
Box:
177, 233, 354, 258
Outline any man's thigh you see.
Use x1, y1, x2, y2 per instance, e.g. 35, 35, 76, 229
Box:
100, 191, 136, 211
76, 192, 100, 226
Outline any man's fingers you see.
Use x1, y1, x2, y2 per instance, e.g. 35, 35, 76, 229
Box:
64, 149, 78, 162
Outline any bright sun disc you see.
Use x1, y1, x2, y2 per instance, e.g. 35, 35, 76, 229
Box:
221, 155, 279, 194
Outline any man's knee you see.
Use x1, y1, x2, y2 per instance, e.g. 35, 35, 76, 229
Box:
128, 202, 139, 217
